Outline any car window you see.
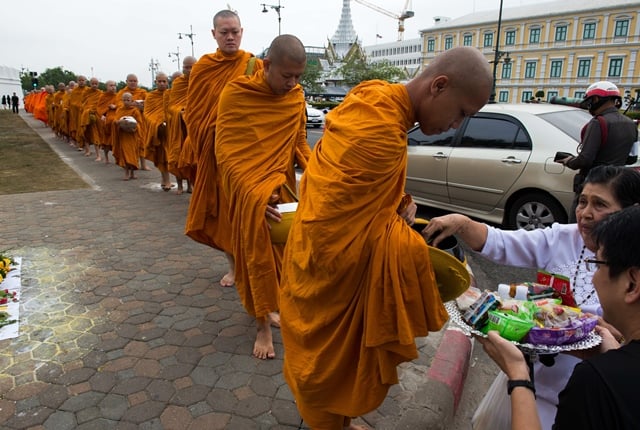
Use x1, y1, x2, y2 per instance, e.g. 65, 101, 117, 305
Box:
538, 110, 592, 142
407, 127, 457, 146
458, 117, 531, 150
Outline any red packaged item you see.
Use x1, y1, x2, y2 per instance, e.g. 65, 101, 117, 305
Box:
536, 270, 577, 307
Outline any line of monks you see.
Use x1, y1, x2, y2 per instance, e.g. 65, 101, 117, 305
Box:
22, 60, 197, 194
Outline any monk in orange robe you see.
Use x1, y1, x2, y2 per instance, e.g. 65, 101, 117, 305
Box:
166, 56, 196, 195
113, 92, 144, 180
116, 74, 149, 170
45, 86, 56, 127
143, 72, 172, 190
58, 81, 75, 142
183, 9, 263, 288
95, 80, 119, 164
68, 76, 88, 147
79, 77, 103, 158
216, 35, 311, 360
279, 47, 494, 429
32, 88, 49, 124
50, 83, 66, 137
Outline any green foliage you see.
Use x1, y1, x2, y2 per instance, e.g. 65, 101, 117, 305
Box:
338, 58, 403, 87
301, 61, 322, 94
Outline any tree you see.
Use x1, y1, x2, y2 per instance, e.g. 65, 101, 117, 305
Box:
338, 58, 403, 87
301, 61, 322, 94
38, 67, 77, 88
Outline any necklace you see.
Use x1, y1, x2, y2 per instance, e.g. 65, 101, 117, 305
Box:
574, 245, 596, 306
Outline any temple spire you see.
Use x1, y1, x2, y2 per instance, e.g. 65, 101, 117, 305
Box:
330, 0, 359, 59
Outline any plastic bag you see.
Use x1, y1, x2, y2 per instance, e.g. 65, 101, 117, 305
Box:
471, 371, 511, 430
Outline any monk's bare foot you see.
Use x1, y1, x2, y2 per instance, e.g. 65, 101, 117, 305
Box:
123, 177, 129, 181
141, 166, 152, 171
253, 323, 275, 360
95, 156, 102, 162
268, 312, 281, 328
176, 188, 183, 195
220, 273, 235, 287
130, 174, 137, 180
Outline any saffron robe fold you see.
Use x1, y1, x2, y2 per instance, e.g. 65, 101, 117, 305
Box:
215, 70, 310, 319
112, 105, 144, 170
95, 91, 118, 148
142, 88, 169, 171
68, 86, 88, 141
179, 50, 263, 183
280, 80, 448, 420
79, 87, 103, 145
165, 74, 189, 177
183, 50, 263, 250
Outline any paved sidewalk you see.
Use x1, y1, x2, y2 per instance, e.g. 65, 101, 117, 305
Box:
0, 113, 475, 430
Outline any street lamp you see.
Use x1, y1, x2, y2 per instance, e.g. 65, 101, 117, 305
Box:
168, 46, 181, 72
489, 0, 511, 103
178, 25, 196, 56
148, 58, 160, 86
261, 1, 283, 36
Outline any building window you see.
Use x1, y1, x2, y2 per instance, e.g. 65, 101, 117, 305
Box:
547, 90, 558, 101
608, 58, 623, 77
583, 22, 596, 39
575, 91, 586, 99
504, 30, 515, 46
529, 28, 541, 43
555, 25, 567, 41
498, 91, 509, 102
522, 90, 533, 102
463, 34, 472, 46
525, 61, 537, 78
550, 60, 563, 78
501, 62, 512, 79
484, 32, 494, 47
614, 20, 629, 37
577, 59, 591, 77
445, 36, 453, 50
427, 39, 435, 52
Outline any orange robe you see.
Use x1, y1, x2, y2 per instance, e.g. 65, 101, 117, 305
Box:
115, 87, 147, 157
33, 90, 48, 123
180, 50, 263, 183
95, 91, 118, 149
45, 92, 55, 127
165, 74, 189, 178
60, 90, 73, 138
142, 88, 169, 171
280, 81, 448, 425
112, 105, 144, 170
79, 87, 103, 145
215, 70, 310, 319
51, 90, 65, 132
183, 50, 263, 251
68, 85, 88, 142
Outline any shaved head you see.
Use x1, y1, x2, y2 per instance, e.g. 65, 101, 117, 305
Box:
267, 34, 306, 66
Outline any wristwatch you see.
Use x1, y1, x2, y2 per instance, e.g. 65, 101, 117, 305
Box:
507, 379, 536, 396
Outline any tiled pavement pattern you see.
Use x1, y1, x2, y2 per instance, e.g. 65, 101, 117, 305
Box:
0, 114, 447, 430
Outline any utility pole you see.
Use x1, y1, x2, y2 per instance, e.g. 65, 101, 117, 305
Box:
168, 47, 181, 72
178, 25, 196, 56
148, 58, 160, 86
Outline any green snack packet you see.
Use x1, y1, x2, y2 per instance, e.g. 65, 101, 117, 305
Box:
486, 310, 535, 341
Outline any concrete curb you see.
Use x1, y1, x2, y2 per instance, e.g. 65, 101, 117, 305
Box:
393, 327, 473, 429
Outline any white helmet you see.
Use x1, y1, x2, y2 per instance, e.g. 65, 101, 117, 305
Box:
584, 81, 621, 99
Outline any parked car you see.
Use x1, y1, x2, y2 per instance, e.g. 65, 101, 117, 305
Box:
306, 104, 325, 128
406, 103, 595, 230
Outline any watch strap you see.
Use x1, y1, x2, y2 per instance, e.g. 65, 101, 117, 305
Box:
507, 379, 536, 396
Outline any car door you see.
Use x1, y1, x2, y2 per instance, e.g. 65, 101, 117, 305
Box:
406, 126, 458, 203
446, 114, 532, 211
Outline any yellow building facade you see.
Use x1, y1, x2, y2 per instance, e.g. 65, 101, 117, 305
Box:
420, 0, 640, 104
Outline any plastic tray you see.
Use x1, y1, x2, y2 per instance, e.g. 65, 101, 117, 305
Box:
445, 301, 602, 354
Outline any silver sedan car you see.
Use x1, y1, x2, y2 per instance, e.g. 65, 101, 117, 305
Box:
406, 103, 594, 230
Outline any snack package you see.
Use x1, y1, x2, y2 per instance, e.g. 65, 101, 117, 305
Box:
463, 291, 499, 330
486, 310, 535, 341
537, 270, 577, 307
455, 286, 482, 311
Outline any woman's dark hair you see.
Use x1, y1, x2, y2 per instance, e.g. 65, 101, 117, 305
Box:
593, 205, 640, 277
584, 165, 640, 208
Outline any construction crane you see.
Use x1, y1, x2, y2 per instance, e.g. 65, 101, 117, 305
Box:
354, 0, 414, 41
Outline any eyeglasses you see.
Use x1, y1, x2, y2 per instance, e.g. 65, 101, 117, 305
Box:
584, 258, 609, 272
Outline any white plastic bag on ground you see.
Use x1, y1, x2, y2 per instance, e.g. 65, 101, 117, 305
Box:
471, 371, 511, 430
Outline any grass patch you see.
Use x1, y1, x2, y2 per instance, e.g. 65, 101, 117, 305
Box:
0, 111, 88, 195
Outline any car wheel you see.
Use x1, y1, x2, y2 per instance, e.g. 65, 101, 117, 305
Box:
506, 193, 567, 230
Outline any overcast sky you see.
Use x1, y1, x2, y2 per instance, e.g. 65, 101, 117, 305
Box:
2, 0, 540, 87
